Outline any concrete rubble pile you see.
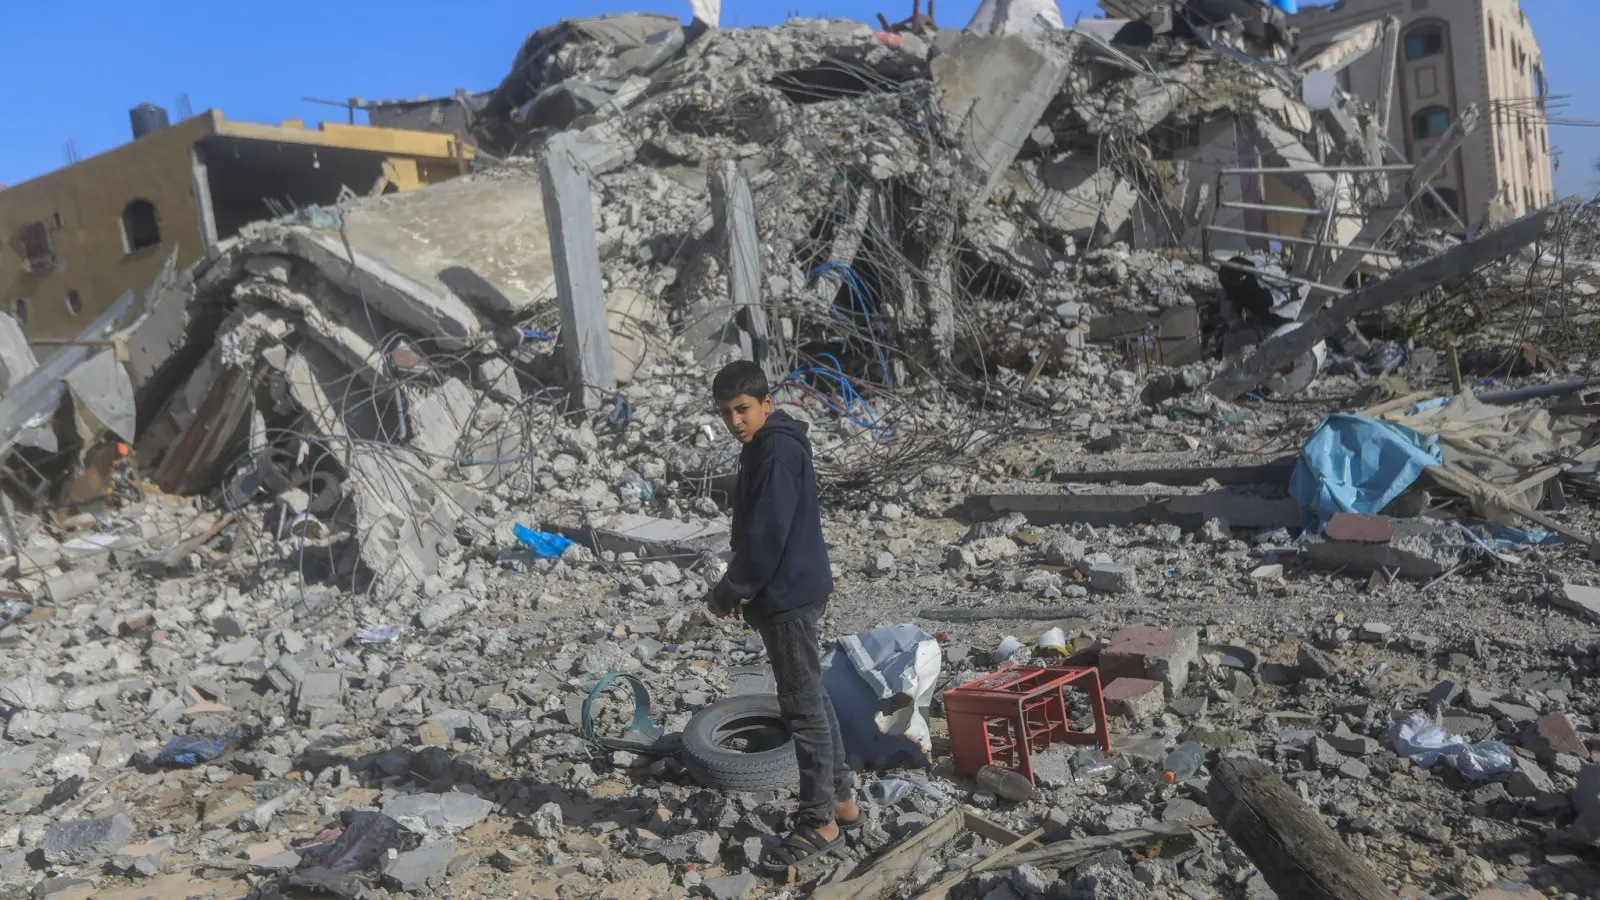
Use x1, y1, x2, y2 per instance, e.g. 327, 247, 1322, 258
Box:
5, 2, 1600, 900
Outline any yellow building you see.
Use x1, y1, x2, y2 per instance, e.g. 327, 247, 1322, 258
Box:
1294, 0, 1554, 228
1, 108, 472, 344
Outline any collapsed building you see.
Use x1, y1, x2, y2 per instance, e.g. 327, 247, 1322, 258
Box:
0, 0, 1588, 600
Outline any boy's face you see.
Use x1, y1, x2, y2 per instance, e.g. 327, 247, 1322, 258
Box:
717, 393, 773, 444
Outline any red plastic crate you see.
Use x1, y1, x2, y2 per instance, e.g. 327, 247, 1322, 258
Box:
943, 666, 1111, 784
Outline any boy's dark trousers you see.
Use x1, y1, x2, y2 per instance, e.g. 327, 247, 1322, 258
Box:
757, 607, 850, 828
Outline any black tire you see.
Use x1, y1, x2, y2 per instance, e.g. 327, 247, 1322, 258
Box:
682, 694, 798, 792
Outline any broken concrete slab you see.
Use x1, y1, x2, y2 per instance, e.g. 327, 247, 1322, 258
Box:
1208, 208, 1550, 400
1302, 517, 1465, 580
385, 838, 458, 893
1552, 584, 1600, 622
383, 791, 496, 832
562, 513, 731, 561
966, 487, 1299, 530
932, 32, 1071, 202
43, 813, 135, 865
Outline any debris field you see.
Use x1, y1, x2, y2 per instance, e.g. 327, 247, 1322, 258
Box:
3, 2, 1600, 900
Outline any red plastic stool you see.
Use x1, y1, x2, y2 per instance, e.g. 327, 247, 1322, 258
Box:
942, 666, 1112, 784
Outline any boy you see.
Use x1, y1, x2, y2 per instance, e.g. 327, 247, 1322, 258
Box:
706, 361, 860, 873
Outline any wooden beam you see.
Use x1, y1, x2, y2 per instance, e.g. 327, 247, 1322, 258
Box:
1000, 819, 1212, 870
811, 809, 965, 900
1207, 207, 1549, 400
915, 827, 1043, 900
1207, 756, 1394, 900
539, 133, 617, 411
1425, 463, 1595, 548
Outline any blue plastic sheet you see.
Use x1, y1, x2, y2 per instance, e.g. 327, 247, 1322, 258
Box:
1266, 0, 1297, 13
154, 725, 258, 767
1289, 414, 1443, 532
513, 524, 574, 558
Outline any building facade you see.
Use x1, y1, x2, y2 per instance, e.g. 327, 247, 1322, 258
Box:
1, 109, 472, 345
1294, 0, 1553, 228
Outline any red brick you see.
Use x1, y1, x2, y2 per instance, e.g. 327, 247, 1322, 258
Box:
1324, 513, 1393, 543
1102, 677, 1164, 723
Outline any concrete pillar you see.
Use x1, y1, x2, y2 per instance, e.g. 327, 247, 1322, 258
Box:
189, 144, 220, 254
539, 134, 617, 411
708, 160, 779, 386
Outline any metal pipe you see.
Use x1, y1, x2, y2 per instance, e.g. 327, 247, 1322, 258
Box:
1219, 201, 1329, 216
1221, 164, 1414, 175
1204, 225, 1401, 257
1478, 377, 1599, 406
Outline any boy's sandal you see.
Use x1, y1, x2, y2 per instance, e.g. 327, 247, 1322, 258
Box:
758, 827, 841, 875
838, 812, 865, 832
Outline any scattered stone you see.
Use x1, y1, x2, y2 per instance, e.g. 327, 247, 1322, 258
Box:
1103, 678, 1164, 723
701, 871, 758, 900
531, 801, 563, 838
1507, 756, 1556, 798
386, 839, 458, 893
1526, 713, 1590, 761
1297, 643, 1339, 680
1086, 563, 1138, 594
42, 813, 134, 865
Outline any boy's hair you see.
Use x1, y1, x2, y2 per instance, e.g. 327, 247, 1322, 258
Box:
712, 361, 770, 404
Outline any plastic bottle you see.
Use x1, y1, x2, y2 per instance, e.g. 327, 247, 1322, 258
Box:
1160, 742, 1206, 784
1072, 747, 1115, 782
976, 765, 1039, 802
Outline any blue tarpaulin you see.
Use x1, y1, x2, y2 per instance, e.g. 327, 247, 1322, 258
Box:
1266, 0, 1297, 13
513, 524, 574, 558
1289, 414, 1443, 532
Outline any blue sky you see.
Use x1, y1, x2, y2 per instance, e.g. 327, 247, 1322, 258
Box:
2, 0, 1594, 196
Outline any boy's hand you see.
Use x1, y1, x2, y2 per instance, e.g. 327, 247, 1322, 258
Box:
704, 587, 740, 619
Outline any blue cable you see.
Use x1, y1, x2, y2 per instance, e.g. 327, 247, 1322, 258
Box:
808, 262, 893, 387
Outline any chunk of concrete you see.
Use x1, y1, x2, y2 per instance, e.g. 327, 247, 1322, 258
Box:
1099, 626, 1198, 697
1103, 678, 1164, 723
43, 814, 135, 865
1552, 584, 1600, 622
384, 791, 495, 833
931, 32, 1071, 202
1303, 517, 1464, 580
386, 838, 458, 893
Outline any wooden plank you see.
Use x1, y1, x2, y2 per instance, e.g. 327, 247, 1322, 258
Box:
961, 810, 1040, 850
1206, 756, 1393, 900
1001, 819, 1212, 870
1208, 207, 1549, 400
812, 809, 964, 900
1425, 464, 1595, 548
915, 827, 1044, 900
1357, 390, 1435, 421
539, 133, 617, 410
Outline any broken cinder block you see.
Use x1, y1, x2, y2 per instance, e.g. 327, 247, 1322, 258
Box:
1102, 678, 1164, 724
1097, 625, 1198, 698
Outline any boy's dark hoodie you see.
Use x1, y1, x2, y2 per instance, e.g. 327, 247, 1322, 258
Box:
711, 409, 833, 627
